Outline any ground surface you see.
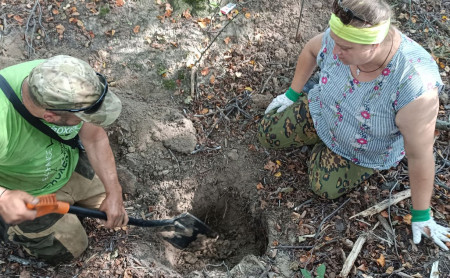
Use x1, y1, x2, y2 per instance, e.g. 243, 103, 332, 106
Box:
1, 0, 450, 277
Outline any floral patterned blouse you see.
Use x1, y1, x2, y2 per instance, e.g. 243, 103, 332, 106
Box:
307, 28, 444, 170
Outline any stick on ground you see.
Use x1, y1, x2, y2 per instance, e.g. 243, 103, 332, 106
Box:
350, 189, 411, 219
339, 234, 367, 277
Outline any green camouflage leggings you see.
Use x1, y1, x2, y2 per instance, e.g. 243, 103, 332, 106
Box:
258, 95, 374, 199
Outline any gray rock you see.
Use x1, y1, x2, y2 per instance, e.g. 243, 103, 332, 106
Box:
252, 94, 273, 110
313, 2, 323, 9
117, 166, 137, 195
226, 149, 239, 161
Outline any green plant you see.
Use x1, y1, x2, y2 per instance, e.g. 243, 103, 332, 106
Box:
209, 0, 219, 9
300, 264, 326, 278
162, 79, 177, 90
99, 5, 110, 18
158, 66, 168, 76
182, 0, 207, 11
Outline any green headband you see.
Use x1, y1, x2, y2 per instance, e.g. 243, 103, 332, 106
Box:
329, 13, 390, 44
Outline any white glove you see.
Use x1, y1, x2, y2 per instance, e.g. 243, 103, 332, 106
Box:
412, 218, 450, 251
264, 94, 294, 114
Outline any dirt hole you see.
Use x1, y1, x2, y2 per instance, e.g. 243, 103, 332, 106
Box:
171, 186, 268, 274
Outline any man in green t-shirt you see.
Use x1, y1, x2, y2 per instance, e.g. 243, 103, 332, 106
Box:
0, 55, 128, 264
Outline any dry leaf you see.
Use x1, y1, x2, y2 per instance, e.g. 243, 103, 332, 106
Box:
274, 172, 282, 178
380, 211, 389, 218
182, 9, 191, 19
403, 214, 412, 225
55, 24, 65, 39
256, 183, 264, 190
105, 29, 115, 36
272, 240, 279, 246
224, 37, 231, 44
52, 9, 59, 15
164, 3, 173, 17
245, 12, 251, 19
275, 223, 281, 231
13, 15, 24, 25
264, 161, 279, 173
209, 75, 215, 84
133, 25, 140, 34
357, 264, 368, 272
385, 266, 394, 274
201, 67, 210, 76
200, 108, 209, 114
376, 254, 385, 267
197, 18, 211, 28
275, 160, 282, 166
76, 20, 84, 29
116, 0, 124, 7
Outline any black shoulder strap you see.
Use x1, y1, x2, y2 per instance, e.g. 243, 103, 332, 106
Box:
0, 74, 80, 149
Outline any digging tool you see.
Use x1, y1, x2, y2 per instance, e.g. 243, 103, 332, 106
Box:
26, 194, 216, 249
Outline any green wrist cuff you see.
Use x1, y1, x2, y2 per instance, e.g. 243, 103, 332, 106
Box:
285, 87, 302, 102
411, 207, 431, 222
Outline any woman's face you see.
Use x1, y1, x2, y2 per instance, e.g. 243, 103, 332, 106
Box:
330, 31, 376, 65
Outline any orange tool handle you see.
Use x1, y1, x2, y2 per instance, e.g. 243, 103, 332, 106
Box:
26, 194, 70, 217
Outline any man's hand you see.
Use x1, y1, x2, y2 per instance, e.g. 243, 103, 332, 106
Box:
0, 190, 38, 225
412, 218, 450, 251
99, 192, 128, 228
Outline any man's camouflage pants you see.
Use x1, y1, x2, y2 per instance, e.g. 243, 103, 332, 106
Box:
258, 89, 374, 199
4, 172, 105, 265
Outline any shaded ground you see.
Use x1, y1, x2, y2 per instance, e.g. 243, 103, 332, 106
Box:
0, 0, 449, 277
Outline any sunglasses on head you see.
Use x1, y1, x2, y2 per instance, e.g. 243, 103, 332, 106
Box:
333, 0, 371, 25
46, 72, 108, 115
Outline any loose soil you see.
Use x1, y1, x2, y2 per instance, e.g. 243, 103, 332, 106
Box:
1, 0, 450, 277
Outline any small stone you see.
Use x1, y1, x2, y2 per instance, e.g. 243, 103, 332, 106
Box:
274, 48, 287, 59
128, 146, 136, 153
226, 149, 239, 161
289, 261, 300, 271
313, 2, 323, 9
184, 253, 198, 264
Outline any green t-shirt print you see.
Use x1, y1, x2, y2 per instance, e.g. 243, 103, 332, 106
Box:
0, 60, 80, 196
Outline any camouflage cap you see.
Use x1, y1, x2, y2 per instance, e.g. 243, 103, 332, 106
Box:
28, 55, 122, 127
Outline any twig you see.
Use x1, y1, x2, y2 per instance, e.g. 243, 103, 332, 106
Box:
294, 199, 312, 212
204, 261, 230, 277
191, 145, 222, 154
430, 260, 439, 278
376, 215, 394, 244
167, 149, 180, 172
295, 0, 306, 40
190, 66, 197, 99
258, 266, 271, 278
350, 189, 411, 219
271, 245, 313, 250
436, 119, 450, 131
260, 70, 275, 95
315, 198, 350, 239
435, 178, 450, 191
195, 13, 240, 66
387, 182, 400, 258
25, 0, 45, 58
339, 234, 367, 278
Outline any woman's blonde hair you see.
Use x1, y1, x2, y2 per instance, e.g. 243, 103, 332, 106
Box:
333, 0, 392, 27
